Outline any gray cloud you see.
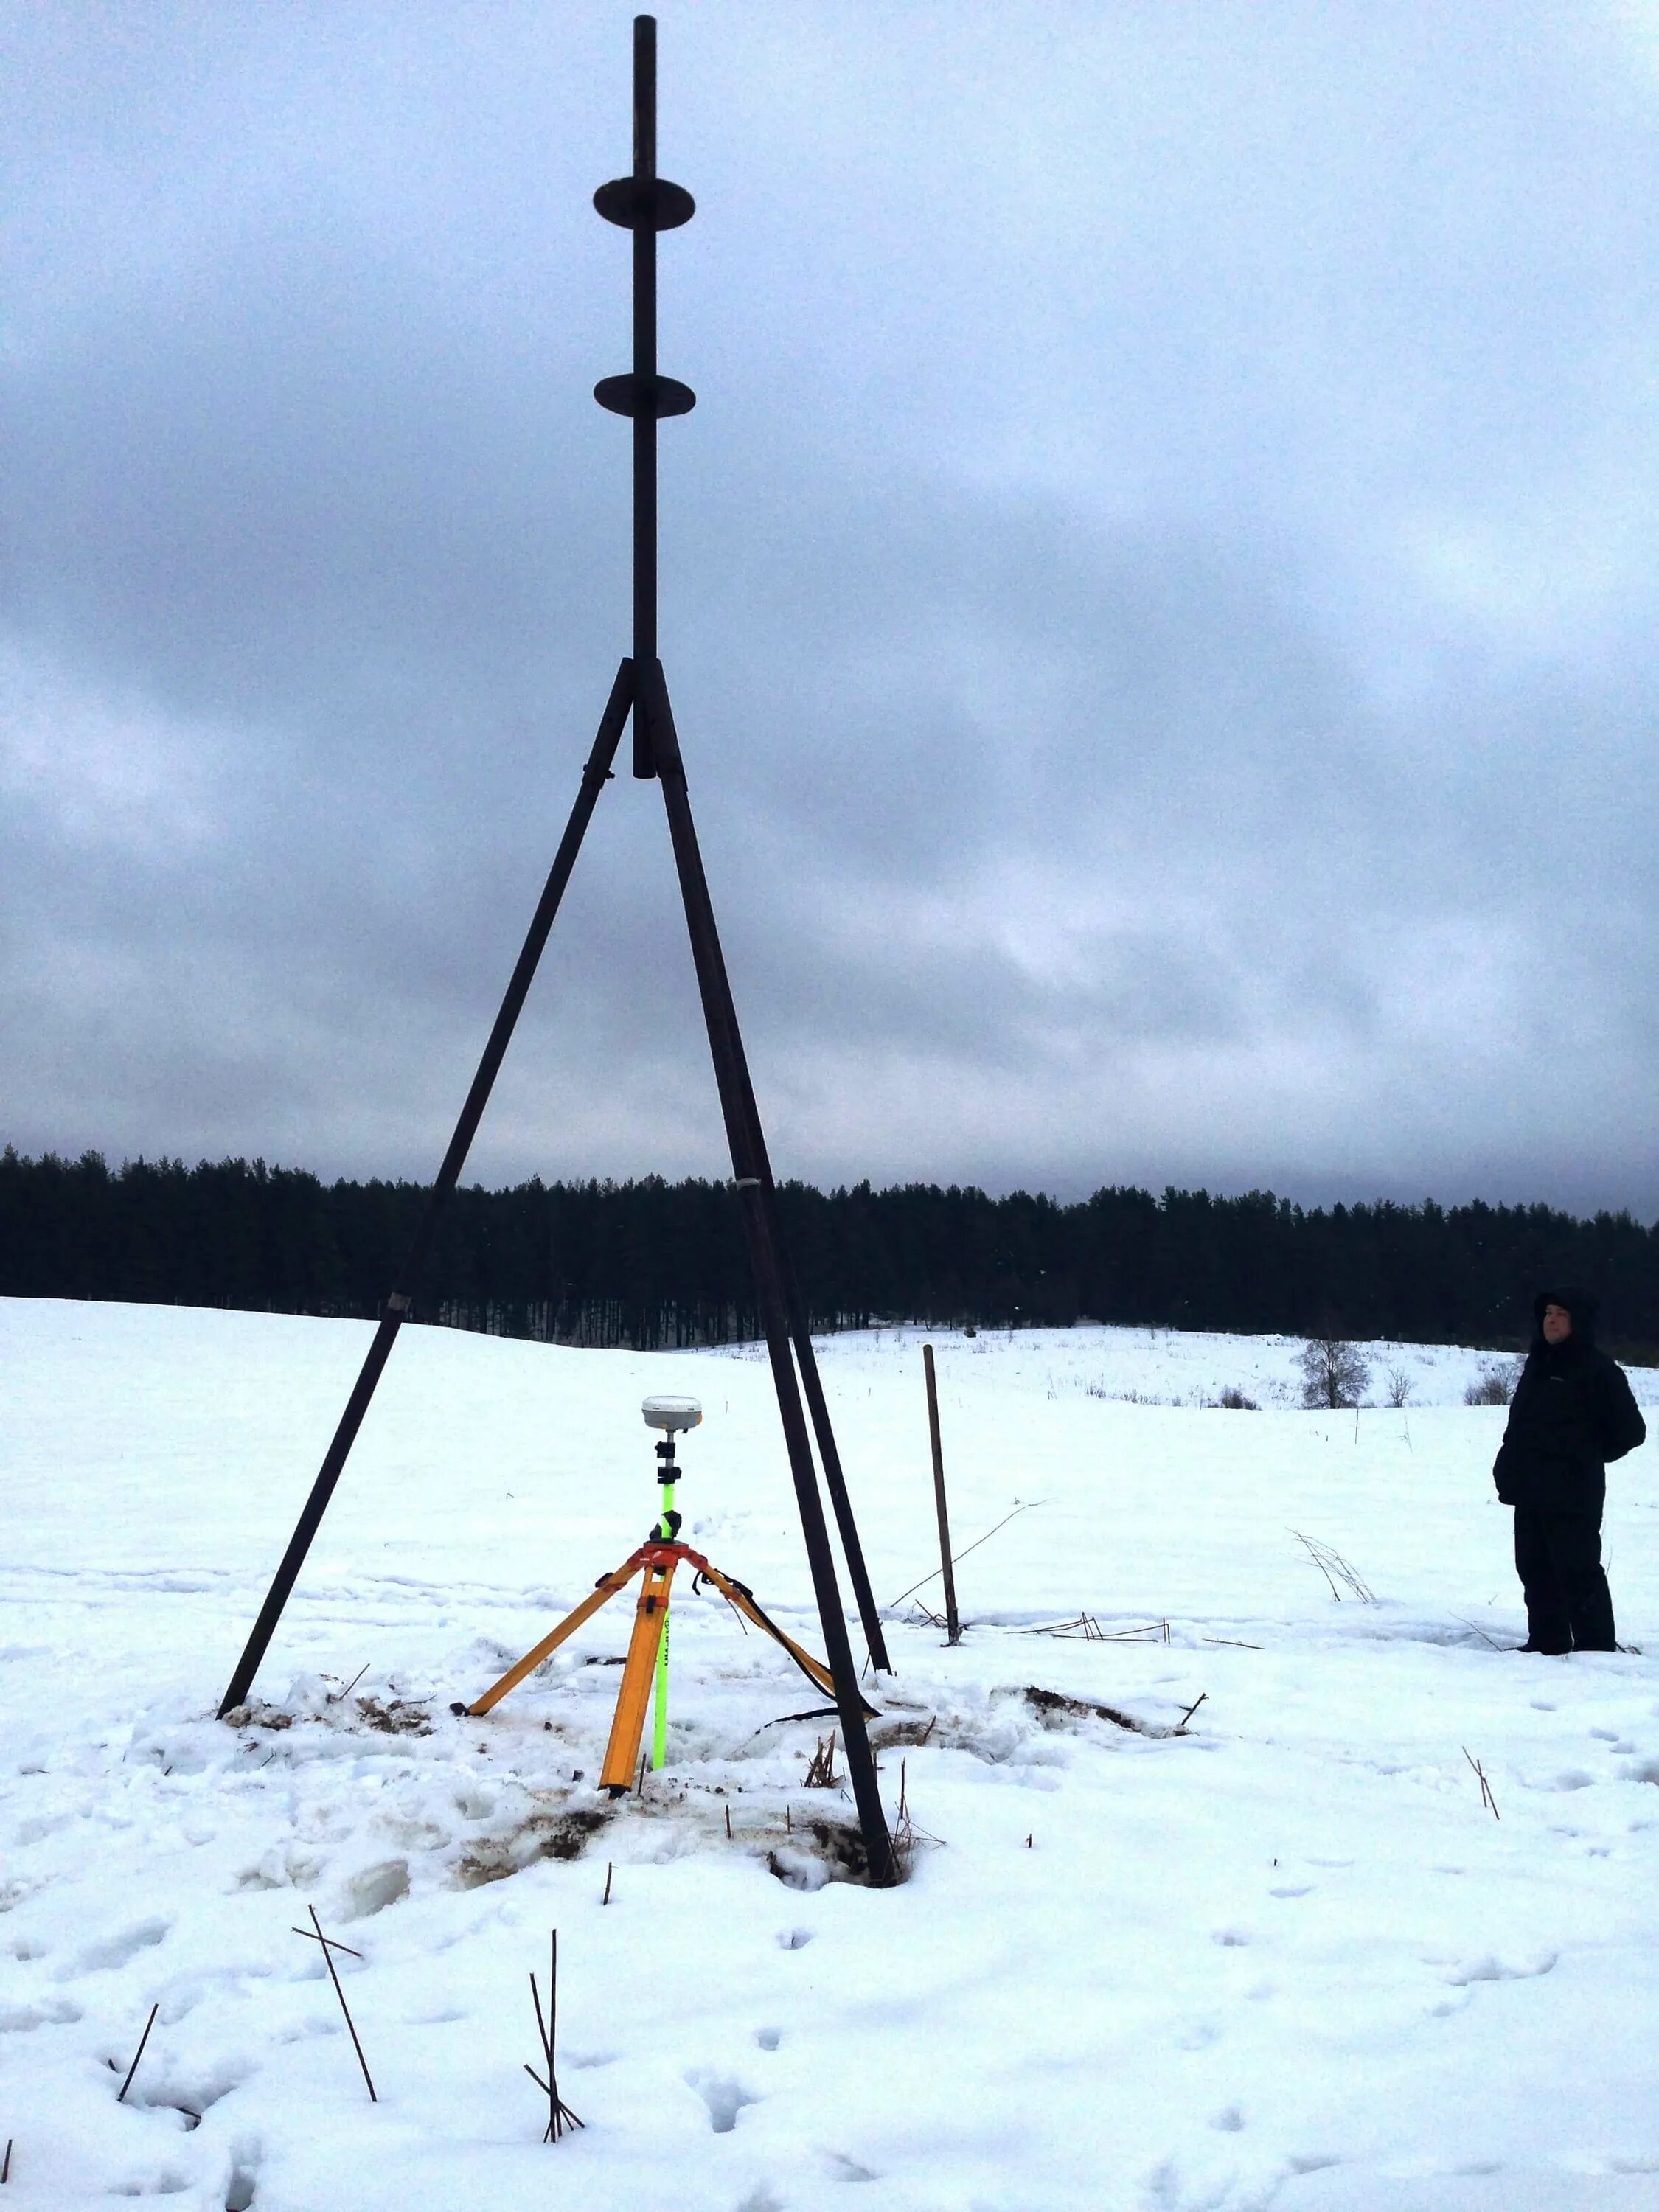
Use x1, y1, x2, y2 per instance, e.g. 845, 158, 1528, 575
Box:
4, 1, 1658, 1216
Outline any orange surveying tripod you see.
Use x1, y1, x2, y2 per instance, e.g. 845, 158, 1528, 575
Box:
461, 1396, 872, 1794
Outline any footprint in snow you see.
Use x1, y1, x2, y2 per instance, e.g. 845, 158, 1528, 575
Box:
776, 1927, 813, 1950
754, 2025, 782, 2051
685, 2068, 761, 2134
1446, 1950, 1557, 1985
61, 1916, 170, 1978
821, 2149, 879, 2181
225, 2140, 260, 2212
342, 1859, 410, 1919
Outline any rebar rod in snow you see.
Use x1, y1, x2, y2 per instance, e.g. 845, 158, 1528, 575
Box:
305, 1906, 376, 2101
117, 2005, 159, 2104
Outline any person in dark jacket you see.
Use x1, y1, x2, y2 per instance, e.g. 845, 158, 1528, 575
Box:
1492, 1287, 1646, 1652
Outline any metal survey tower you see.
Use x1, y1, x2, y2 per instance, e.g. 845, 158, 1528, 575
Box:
218, 15, 895, 1885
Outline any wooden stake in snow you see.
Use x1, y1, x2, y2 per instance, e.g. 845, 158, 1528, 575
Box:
922, 1344, 961, 1645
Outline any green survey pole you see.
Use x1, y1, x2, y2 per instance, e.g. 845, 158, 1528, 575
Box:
653, 1478, 675, 1769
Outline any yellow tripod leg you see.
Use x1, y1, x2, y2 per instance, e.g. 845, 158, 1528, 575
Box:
466, 1551, 646, 1716
599, 1554, 679, 1792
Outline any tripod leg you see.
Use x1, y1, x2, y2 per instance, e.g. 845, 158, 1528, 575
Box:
465, 1551, 647, 1716
217, 661, 636, 1720
601, 1553, 678, 1792
654, 757, 888, 1669
641, 664, 894, 1884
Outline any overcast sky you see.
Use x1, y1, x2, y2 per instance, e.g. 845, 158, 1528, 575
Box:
4, 2, 1658, 1215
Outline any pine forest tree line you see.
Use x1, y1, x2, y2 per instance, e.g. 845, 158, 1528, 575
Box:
3, 1145, 1657, 1358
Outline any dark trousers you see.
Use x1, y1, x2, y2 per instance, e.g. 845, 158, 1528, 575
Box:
1513, 1505, 1615, 1652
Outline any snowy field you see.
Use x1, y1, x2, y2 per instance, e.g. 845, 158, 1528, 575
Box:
4, 1297, 1659, 2212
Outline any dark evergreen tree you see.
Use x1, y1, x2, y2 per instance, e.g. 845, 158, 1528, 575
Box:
1, 1144, 1655, 1357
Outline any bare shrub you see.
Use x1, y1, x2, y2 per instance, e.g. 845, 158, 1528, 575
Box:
1297, 1333, 1371, 1410
1214, 1386, 1259, 1410
1464, 1359, 1519, 1407
1382, 1366, 1414, 1408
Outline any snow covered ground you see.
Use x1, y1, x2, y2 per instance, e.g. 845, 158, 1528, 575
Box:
4, 1298, 1659, 2211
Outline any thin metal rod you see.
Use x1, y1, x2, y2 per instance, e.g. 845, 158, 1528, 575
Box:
642, 665, 894, 1884
922, 1343, 961, 1644
308, 1905, 376, 2102
116, 2004, 159, 2103
218, 662, 634, 1717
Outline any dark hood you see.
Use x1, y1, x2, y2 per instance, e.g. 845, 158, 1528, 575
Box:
1533, 1285, 1600, 1350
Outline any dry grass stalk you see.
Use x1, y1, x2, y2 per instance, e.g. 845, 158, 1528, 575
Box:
1290, 1531, 1375, 1603
804, 1731, 838, 1788
888, 1500, 1042, 1608
890, 1757, 943, 1876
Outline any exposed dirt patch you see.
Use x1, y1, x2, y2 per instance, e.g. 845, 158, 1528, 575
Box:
871, 1715, 939, 1751
355, 1696, 433, 1736
221, 1703, 293, 1731
766, 1815, 875, 1889
454, 1808, 611, 1888
1018, 1686, 1154, 1736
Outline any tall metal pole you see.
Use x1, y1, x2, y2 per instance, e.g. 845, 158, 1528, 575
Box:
594, 17, 890, 1675
630, 15, 658, 778
596, 20, 893, 1876
643, 669, 893, 1880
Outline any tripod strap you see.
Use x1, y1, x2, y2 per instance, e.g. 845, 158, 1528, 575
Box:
691, 1557, 878, 1719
